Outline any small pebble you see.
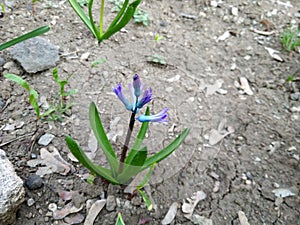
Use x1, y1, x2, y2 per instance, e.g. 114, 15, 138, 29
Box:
246, 172, 253, 180
290, 92, 300, 101
25, 174, 43, 190
0, 98, 5, 109
38, 133, 55, 146
27, 198, 35, 207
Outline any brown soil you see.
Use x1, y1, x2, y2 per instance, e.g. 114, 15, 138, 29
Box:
0, 0, 299, 224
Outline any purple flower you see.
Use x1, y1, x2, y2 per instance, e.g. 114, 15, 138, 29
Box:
113, 74, 152, 112
113, 83, 132, 111
137, 108, 168, 123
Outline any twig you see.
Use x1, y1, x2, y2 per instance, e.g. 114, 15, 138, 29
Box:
0, 132, 35, 147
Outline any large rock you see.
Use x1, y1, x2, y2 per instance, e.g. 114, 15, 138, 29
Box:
9, 37, 59, 73
0, 149, 25, 225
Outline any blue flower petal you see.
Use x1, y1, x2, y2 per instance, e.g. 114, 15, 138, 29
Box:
137, 88, 152, 109
113, 83, 132, 111
137, 108, 168, 123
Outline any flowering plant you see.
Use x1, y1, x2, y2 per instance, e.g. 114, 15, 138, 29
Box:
66, 74, 189, 186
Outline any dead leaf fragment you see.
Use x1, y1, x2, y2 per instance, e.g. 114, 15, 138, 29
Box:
161, 202, 178, 225
264, 47, 283, 62
53, 202, 83, 220
182, 191, 206, 219
84, 199, 106, 225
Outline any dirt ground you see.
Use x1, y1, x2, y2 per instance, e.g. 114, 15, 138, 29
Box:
0, 0, 300, 224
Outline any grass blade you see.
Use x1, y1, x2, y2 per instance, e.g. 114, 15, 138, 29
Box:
107, 0, 129, 31
66, 135, 119, 184
89, 102, 119, 176
0, 25, 50, 51
137, 189, 153, 211
88, 0, 101, 40
142, 128, 190, 169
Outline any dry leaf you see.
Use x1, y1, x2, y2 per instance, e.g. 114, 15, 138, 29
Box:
84, 199, 106, 225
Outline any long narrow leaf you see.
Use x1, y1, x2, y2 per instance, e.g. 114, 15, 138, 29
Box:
125, 107, 150, 165
137, 162, 156, 189
88, 0, 101, 40
0, 26, 50, 51
29, 93, 40, 119
4, 74, 30, 91
100, 0, 141, 41
68, 0, 97, 38
142, 128, 190, 169
117, 146, 147, 184
89, 102, 119, 176
107, 0, 129, 31
137, 189, 152, 211
66, 135, 119, 184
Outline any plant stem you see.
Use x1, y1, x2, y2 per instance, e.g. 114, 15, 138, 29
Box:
119, 111, 136, 173
99, 0, 105, 37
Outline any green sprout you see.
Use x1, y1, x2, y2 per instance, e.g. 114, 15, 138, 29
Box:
68, 0, 142, 44
4, 74, 41, 127
91, 57, 107, 68
4, 69, 77, 124
280, 26, 300, 52
115, 213, 126, 225
154, 34, 163, 42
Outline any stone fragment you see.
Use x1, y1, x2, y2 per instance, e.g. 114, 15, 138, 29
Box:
190, 214, 213, 225
238, 211, 250, 225
9, 37, 59, 73
0, 149, 25, 225
106, 195, 116, 211
25, 174, 43, 190
27, 198, 35, 207
161, 202, 178, 225
38, 133, 55, 146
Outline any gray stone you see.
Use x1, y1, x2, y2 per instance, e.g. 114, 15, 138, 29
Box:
290, 92, 300, 101
106, 195, 116, 212
0, 149, 25, 225
25, 174, 43, 190
190, 214, 213, 225
9, 37, 59, 73
38, 133, 55, 146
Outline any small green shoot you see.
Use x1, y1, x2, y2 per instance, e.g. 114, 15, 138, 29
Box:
154, 34, 163, 42
1, 3, 5, 13
115, 213, 126, 225
87, 173, 96, 184
91, 57, 107, 68
4, 74, 41, 127
280, 26, 300, 52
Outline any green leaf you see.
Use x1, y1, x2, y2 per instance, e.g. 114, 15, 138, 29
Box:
0, 26, 50, 51
29, 89, 39, 100
89, 102, 119, 176
101, 0, 141, 41
125, 107, 150, 165
137, 162, 156, 189
142, 128, 190, 169
115, 213, 126, 225
4, 74, 30, 91
137, 189, 152, 211
68, 0, 98, 38
88, 0, 101, 40
117, 146, 147, 184
29, 93, 40, 119
52, 68, 60, 83
107, 0, 129, 31
66, 135, 120, 184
